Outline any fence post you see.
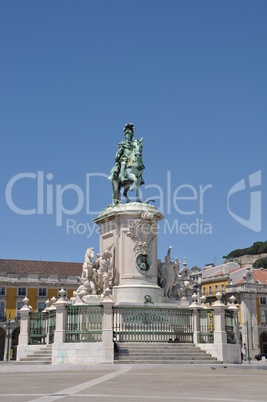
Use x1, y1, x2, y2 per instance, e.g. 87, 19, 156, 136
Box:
16, 297, 30, 360
53, 289, 71, 343
190, 293, 200, 344
213, 292, 227, 345
101, 291, 115, 344
18, 296, 30, 347
227, 295, 239, 344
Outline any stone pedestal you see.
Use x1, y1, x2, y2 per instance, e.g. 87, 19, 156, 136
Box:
94, 203, 164, 304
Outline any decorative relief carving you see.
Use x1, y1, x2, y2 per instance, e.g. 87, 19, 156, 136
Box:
126, 213, 158, 271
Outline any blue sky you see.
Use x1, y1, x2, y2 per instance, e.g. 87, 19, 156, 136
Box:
0, 0, 266, 268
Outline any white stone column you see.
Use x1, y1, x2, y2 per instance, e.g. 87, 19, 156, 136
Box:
17, 297, 30, 347
101, 292, 115, 343
53, 290, 71, 343
190, 293, 200, 344
211, 292, 241, 363
242, 292, 258, 354
100, 292, 115, 363
17, 297, 30, 360
228, 295, 239, 344
213, 292, 227, 345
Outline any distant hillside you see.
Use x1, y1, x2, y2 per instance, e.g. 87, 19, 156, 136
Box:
223, 241, 267, 260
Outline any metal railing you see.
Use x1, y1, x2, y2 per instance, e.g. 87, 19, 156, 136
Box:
65, 305, 103, 343
225, 310, 235, 344
48, 310, 56, 344
29, 312, 48, 345
113, 306, 193, 343
198, 309, 214, 343
29, 310, 56, 345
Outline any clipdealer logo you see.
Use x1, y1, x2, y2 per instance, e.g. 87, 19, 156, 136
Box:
227, 170, 262, 233
4, 170, 262, 236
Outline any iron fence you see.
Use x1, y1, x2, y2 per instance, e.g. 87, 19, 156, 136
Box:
198, 309, 214, 343
65, 305, 103, 343
225, 310, 235, 344
113, 306, 193, 343
48, 310, 56, 344
29, 312, 48, 345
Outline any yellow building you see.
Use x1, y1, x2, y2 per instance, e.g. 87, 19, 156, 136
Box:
200, 262, 242, 305
0, 259, 81, 360
200, 261, 267, 358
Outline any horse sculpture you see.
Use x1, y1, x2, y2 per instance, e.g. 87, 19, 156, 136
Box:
110, 138, 144, 204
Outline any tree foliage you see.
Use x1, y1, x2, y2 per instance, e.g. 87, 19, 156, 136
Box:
253, 257, 267, 268
223, 241, 267, 260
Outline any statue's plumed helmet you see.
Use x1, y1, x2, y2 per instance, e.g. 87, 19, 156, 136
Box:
123, 123, 135, 136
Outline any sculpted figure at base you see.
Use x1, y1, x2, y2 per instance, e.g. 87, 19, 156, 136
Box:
80, 247, 97, 295
109, 123, 145, 204
158, 247, 195, 301
74, 245, 114, 302
158, 246, 180, 298
95, 246, 114, 295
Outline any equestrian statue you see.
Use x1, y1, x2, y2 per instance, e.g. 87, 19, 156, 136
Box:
109, 123, 145, 204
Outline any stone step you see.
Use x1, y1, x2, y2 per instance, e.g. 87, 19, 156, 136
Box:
117, 345, 199, 349
26, 351, 52, 356
114, 342, 220, 364
19, 356, 52, 362
116, 348, 208, 355
15, 360, 52, 365
115, 354, 215, 360
115, 359, 221, 365
116, 344, 200, 350
18, 345, 52, 365
22, 352, 52, 358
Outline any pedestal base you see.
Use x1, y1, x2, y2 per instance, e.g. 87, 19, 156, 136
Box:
94, 202, 164, 305
113, 284, 163, 304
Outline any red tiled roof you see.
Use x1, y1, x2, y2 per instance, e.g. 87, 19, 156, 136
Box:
0, 259, 82, 276
235, 269, 267, 285
253, 269, 267, 285
204, 268, 240, 278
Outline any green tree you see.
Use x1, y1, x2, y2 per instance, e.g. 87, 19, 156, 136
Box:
223, 241, 267, 260
253, 257, 267, 268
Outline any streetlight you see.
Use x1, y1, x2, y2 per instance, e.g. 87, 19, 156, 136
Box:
246, 321, 251, 364
4, 314, 11, 362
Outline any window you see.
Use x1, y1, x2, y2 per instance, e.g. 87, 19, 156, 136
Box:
38, 302, 46, 312
38, 288, 47, 297
209, 286, 212, 296
0, 302, 5, 320
18, 288, 26, 296
215, 285, 218, 293
221, 284, 225, 293
261, 310, 267, 325
203, 287, 206, 296
0, 287, 5, 296
260, 297, 267, 305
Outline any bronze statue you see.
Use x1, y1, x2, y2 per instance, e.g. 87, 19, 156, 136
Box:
109, 123, 145, 204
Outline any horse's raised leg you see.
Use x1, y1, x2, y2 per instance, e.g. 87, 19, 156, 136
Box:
123, 183, 131, 203
135, 177, 142, 202
129, 180, 137, 192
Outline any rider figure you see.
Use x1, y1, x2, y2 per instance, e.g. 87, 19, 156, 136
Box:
117, 123, 135, 182
109, 123, 144, 185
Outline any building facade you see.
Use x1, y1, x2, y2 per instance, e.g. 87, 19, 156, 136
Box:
0, 259, 82, 361
200, 261, 267, 359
